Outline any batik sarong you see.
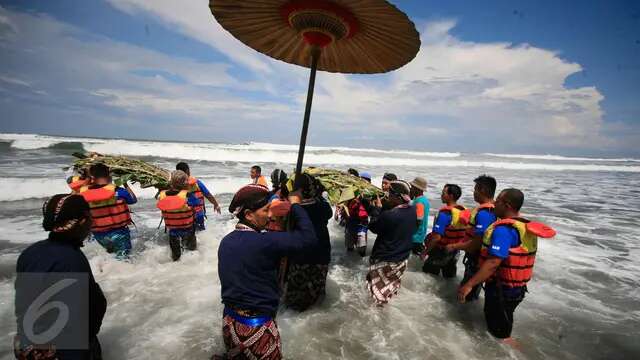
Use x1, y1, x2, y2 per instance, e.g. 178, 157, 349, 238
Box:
220, 311, 281, 360
282, 263, 329, 311
366, 260, 408, 305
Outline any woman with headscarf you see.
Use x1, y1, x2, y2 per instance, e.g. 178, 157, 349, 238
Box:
216, 185, 318, 359
14, 194, 107, 360
282, 174, 333, 311
364, 180, 417, 306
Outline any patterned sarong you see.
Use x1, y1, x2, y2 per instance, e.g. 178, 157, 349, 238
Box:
366, 260, 409, 306
221, 314, 281, 360
283, 264, 329, 311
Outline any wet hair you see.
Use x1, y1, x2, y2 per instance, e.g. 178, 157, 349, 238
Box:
271, 169, 288, 189
89, 163, 110, 179
42, 194, 90, 244
251, 165, 261, 174
444, 184, 462, 201
500, 188, 524, 212
176, 162, 190, 174
347, 168, 359, 177
383, 173, 397, 181
474, 174, 497, 198
298, 173, 323, 199
170, 170, 189, 189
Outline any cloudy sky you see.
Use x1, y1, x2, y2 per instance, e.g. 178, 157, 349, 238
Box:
0, 0, 639, 156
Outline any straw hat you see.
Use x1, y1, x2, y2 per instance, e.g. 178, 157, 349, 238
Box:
409, 177, 427, 191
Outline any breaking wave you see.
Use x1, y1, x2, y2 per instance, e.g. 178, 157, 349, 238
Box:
1, 134, 639, 173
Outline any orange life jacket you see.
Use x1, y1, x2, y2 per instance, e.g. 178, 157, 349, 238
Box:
462, 203, 495, 240
266, 198, 291, 231
479, 217, 556, 287
157, 190, 194, 231
80, 184, 132, 233
187, 177, 205, 214
252, 176, 268, 187
67, 175, 89, 193
437, 205, 467, 247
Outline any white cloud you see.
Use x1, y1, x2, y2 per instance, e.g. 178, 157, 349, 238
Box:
0, 6, 301, 141
0, 74, 31, 87
0, 3, 631, 154
308, 20, 608, 148
106, 0, 272, 73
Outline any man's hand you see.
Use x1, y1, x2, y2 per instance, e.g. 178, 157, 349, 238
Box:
214, 204, 221, 214
374, 195, 382, 208
458, 284, 473, 303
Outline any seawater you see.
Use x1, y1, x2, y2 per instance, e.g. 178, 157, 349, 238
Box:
0, 133, 639, 360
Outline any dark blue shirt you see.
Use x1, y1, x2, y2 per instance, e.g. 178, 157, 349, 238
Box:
369, 205, 417, 263
290, 198, 333, 265
15, 238, 107, 356
218, 204, 318, 316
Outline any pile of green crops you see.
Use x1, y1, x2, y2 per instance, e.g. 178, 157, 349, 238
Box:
302, 167, 383, 204
70, 152, 170, 189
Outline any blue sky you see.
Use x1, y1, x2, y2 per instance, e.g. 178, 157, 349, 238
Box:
0, 0, 638, 156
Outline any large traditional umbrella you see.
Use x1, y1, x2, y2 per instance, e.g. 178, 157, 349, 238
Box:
209, 0, 420, 178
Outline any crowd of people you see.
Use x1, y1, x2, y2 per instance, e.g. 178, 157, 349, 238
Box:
13, 162, 555, 359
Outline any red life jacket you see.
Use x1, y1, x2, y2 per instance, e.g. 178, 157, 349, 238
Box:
347, 199, 368, 223
80, 184, 132, 233
463, 203, 495, 240
437, 205, 467, 247
187, 177, 205, 214
479, 217, 556, 287
157, 190, 194, 231
67, 175, 89, 193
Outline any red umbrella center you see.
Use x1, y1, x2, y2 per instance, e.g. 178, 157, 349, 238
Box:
281, 0, 359, 48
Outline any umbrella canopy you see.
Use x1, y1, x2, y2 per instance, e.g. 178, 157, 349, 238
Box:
209, 0, 420, 179
210, 0, 420, 74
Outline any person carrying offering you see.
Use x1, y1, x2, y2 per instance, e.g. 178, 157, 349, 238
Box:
216, 185, 318, 359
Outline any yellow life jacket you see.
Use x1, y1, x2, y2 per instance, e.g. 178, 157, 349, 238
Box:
437, 205, 467, 246
479, 217, 556, 287
463, 202, 495, 240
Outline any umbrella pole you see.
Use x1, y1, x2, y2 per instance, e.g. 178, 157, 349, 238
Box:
294, 47, 320, 182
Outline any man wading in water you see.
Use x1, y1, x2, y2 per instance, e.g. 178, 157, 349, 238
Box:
157, 170, 200, 261
458, 188, 555, 346
365, 180, 417, 306
216, 185, 319, 359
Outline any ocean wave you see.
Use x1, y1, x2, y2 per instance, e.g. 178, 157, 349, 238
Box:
0, 133, 100, 150
0, 133, 459, 159
1, 134, 639, 173
485, 152, 640, 163
0, 176, 256, 202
